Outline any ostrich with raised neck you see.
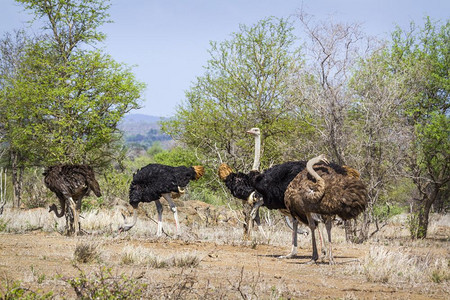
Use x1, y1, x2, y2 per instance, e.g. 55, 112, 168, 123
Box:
284, 154, 367, 264
247, 127, 261, 171
247, 127, 312, 252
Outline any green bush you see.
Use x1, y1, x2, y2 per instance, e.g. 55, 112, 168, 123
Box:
0, 279, 53, 300
64, 267, 146, 299
373, 202, 404, 223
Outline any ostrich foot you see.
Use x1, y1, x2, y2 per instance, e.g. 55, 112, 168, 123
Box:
278, 253, 297, 259
278, 246, 297, 259
306, 259, 318, 265
327, 256, 336, 265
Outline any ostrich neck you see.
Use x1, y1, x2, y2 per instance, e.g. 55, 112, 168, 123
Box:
252, 135, 261, 171
306, 158, 323, 183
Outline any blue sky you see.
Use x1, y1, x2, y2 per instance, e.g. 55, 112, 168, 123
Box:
1, 0, 448, 117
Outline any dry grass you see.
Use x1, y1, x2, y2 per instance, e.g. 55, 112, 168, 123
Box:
120, 245, 201, 268
1, 202, 449, 298
73, 241, 102, 264
347, 245, 450, 286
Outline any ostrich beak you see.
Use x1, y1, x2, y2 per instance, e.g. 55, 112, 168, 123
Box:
178, 186, 186, 194
247, 191, 256, 205
319, 154, 330, 165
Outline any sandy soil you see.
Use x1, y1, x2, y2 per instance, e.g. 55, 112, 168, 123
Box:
0, 229, 448, 299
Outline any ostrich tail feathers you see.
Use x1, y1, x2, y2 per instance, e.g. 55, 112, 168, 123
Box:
193, 165, 205, 180
218, 163, 233, 181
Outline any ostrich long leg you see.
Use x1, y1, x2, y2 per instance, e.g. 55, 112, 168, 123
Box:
317, 221, 327, 258
250, 199, 267, 238
68, 197, 80, 235
162, 193, 180, 235
279, 218, 299, 258
325, 216, 335, 264
307, 213, 319, 263
253, 207, 267, 238
155, 199, 164, 237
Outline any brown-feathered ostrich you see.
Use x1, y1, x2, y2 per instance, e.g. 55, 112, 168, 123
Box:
44, 164, 102, 236
284, 154, 367, 264
119, 164, 204, 236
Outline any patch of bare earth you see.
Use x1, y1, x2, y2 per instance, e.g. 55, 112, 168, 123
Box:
0, 202, 448, 299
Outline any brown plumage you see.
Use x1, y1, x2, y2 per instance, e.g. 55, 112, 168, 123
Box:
284, 155, 367, 264
44, 164, 102, 235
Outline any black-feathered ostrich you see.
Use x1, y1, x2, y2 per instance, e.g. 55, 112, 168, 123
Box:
44, 164, 102, 236
218, 128, 266, 237
284, 154, 368, 264
219, 127, 313, 257
119, 164, 205, 236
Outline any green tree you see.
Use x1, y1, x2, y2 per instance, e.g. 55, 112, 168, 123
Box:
0, 30, 40, 206
388, 18, 449, 238
348, 46, 413, 241
0, 0, 145, 206
161, 17, 309, 172
161, 17, 308, 238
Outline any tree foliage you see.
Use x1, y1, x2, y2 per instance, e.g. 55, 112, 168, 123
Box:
1, 0, 145, 168
161, 17, 310, 171
0, 0, 145, 206
388, 18, 449, 238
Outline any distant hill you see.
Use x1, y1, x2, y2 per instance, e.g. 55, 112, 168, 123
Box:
121, 113, 163, 124
119, 114, 173, 149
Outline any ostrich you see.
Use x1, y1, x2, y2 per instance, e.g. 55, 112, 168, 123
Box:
219, 160, 314, 257
119, 164, 204, 236
284, 154, 368, 264
44, 164, 102, 236
218, 163, 265, 237
246, 127, 304, 238
219, 127, 350, 257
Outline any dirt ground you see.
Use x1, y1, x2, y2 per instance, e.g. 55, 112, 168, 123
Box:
0, 201, 449, 299
0, 228, 448, 299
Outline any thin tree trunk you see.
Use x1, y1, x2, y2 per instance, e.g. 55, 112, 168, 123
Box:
416, 196, 434, 239
11, 151, 23, 208
411, 181, 440, 239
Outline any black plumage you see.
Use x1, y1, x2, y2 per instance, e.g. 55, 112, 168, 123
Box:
223, 171, 263, 203
121, 163, 204, 235
250, 161, 348, 211
129, 164, 199, 207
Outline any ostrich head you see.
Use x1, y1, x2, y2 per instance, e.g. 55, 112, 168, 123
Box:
193, 165, 205, 180
246, 127, 260, 136
308, 154, 329, 168
48, 204, 58, 213
218, 163, 233, 181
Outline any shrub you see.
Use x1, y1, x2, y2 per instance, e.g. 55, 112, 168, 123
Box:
0, 278, 53, 300
73, 241, 101, 264
64, 267, 146, 299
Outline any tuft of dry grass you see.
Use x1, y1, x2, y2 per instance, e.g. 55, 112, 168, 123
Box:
120, 246, 201, 268
73, 241, 101, 264
349, 245, 450, 285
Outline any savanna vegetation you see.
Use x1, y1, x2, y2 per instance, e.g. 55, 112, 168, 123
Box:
0, 0, 448, 298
